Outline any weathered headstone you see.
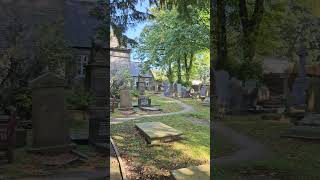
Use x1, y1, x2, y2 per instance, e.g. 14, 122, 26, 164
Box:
229, 77, 245, 114
119, 89, 132, 110
306, 78, 320, 113
289, 46, 309, 108
135, 122, 183, 144
177, 83, 182, 97
137, 80, 151, 107
181, 86, 188, 98
163, 83, 170, 97
215, 70, 231, 107
86, 39, 108, 148
243, 79, 258, 109
200, 85, 207, 97
29, 73, 73, 153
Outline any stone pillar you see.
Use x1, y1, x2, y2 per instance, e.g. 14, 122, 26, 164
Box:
86, 40, 108, 148
29, 72, 72, 153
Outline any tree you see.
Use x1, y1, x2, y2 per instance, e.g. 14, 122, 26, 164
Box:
136, 8, 209, 85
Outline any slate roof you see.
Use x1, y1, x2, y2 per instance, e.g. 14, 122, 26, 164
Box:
130, 62, 153, 78
64, 0, 100, 48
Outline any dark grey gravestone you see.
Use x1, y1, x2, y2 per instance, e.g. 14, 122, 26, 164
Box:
164, 83, 170, 97
138, 81, 146, 95
289, 46, 308, 108
230, 78, 245, 114
181, 86, 187, 98
86, 41, 108, 148
177, 83, 182, 97
200, 85, 207, 97
244, 80, 258, 95
215, 70, 231, 106
138, 96, 151, 107
29, 72, 73, 153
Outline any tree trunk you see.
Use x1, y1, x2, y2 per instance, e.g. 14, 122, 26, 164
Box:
177, 58, 182, 83
184, 53, 194, 84
215, 0, 227, 70
239, 0, 265, 62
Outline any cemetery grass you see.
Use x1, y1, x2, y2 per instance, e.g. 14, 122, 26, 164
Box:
111, 94, 183, 118
215, 114, 320, 179
179, 98, 238, 157
111, 114, 210, 179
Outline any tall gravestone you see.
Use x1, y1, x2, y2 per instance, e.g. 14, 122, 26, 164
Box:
119, 89, 132, 110
86, 40, 108, 148
215, 70, 231, 107
289, 46, 309, 108
230, 77, 245, 114
138, 80, 151, 107
177, 83, 182, 97
29, 73, 73, 153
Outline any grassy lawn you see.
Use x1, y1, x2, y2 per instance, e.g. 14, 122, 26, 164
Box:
111, 93, 184, 118
111, 97, 210, 179
214, 114, 320, 179
111, 115, 210, 179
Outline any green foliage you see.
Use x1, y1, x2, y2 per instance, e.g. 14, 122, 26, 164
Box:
13, 88, 32, 120
66, 87, 93, 110
34, 19, 74, 76
137, 7, 209, 84
130, 89, 139, 98
110, 67, 132, 99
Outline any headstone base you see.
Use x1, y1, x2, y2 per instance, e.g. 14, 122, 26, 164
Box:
138, 96, 151, 107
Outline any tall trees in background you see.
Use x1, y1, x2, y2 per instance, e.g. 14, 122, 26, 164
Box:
136, 8, 209, 85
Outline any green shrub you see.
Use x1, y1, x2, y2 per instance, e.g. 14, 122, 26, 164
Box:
66, 87, 93, 110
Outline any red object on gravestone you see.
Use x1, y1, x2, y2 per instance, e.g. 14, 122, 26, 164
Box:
0, 111, 17, 163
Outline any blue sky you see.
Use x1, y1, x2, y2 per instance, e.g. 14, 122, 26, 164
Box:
124, 2, 151, 39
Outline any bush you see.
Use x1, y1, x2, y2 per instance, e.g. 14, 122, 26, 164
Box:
131, 89, 139, 97
66, 87, 93, 110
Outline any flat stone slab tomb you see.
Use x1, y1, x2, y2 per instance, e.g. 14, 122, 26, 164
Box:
171, 164, 210, 180
135, 122, 183, 144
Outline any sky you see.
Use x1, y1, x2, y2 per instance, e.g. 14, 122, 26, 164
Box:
124, 2, 151, 39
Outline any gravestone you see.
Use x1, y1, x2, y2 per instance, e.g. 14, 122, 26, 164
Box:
85, 39, 109, 148
29, 73, 73, 153
306, 78, 320, 113
119, 89, 132, 110
181, 86, 187, 98
177, 83, 182, 97
202, 97, 210, 106
244, 79, 258, 109
138, 80, 151, 107
164, 83, 170, 97
200, 85, 207, 97
171, 164, 210, 180
135, 122, 183, 144
229, 77, 245, 114
288, 46, 308, 108
215, 70, 231, 107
